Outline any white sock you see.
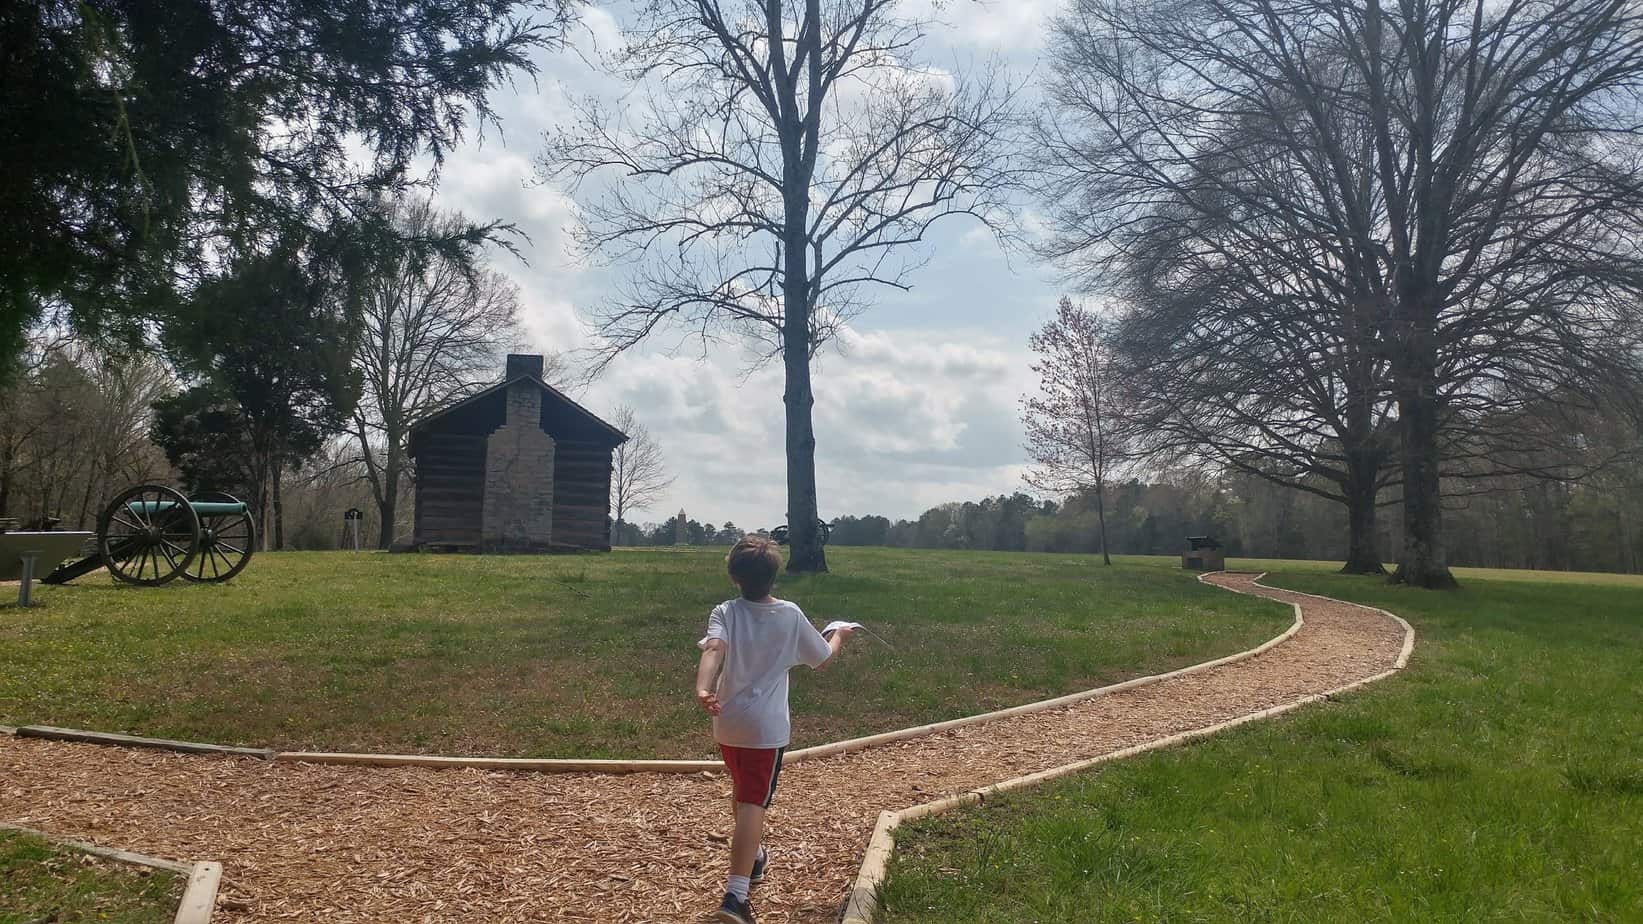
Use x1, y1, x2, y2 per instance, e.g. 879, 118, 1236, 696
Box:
726, 874, 751, 901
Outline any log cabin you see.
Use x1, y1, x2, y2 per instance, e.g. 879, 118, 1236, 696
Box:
407, 354, 627, 552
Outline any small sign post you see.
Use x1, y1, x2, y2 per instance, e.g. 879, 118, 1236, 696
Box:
343, 508, 364, 551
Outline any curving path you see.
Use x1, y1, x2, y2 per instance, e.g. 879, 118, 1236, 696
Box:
0, 574, 1410, 923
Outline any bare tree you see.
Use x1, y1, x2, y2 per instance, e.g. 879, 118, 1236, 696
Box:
75, 348, 176, 526
1039, 0, 1643, 588
1355, 0, 1643, 587
1022, 298, 1140, 566
1109, 236, 1400, 574
609, 404, 675, 543
0, 330, 171, 525
540, 0, 1022, 572
351, 198, 524, 548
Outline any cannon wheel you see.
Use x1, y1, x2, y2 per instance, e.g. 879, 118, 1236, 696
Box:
181, 492, 257, 583
98, 484, 200, 586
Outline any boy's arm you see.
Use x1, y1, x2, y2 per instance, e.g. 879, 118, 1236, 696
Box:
695, 639, 726, 715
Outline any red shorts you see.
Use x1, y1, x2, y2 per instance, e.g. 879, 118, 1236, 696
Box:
719, 745, 785, 808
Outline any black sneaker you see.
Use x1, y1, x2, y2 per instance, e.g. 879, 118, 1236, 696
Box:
750, 848, 768, 885
715, 891, 755, 924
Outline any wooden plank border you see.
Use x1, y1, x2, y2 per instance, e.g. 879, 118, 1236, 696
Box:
174, 861, 223, 924
270, 752, 723, 773
837, 573, 1417, 924
0, 822, 221, 923
16, 726, 274, 759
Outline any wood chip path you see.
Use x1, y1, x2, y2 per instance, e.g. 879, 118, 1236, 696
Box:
0, 573, 1410, 923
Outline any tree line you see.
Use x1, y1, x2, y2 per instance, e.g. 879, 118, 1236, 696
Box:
614, 519, 748, 548
818, 468, 1640, 573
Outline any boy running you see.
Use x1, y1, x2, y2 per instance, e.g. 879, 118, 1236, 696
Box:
695, 535, 853, 924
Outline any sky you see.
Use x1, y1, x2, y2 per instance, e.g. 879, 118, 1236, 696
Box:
430, 1, 1065, 532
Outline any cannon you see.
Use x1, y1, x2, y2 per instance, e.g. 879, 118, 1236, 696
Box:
769, 519, 831, 546
42, 484, 257, 587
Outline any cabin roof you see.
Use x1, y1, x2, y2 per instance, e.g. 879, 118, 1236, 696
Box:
408, 374, 628, 445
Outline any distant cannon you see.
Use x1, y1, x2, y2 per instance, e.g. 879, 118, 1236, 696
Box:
42, 484, 257, 587
769, 519, 831, 546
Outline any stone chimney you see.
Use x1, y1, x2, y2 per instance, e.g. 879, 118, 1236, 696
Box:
482, 355, 555, 550
506, 353, 545, 381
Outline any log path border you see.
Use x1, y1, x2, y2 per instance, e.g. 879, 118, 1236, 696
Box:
0, 571, 1412, 923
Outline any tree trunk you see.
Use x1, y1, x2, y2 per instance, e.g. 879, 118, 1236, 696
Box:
783, 310, 826, 573
1618, 503, 1635, 574
378, 493, 397, 550
258, 474, 272, 552
0, 422, 13, 516
1390, 328, 1457, 588
1341, 452, 1386, 574
779, 4, 826, 575
1095, 478, 1112, 566
76, 466, 98, 530
377, 452, 400, 549
0, 464, 10, 516
272, 454, 285, 551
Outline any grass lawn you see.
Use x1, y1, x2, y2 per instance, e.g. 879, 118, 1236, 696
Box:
0, 830, 180, 924
0, 548, 1288, 759
1232, 557, 1643, 588
879, 565, 1643, 922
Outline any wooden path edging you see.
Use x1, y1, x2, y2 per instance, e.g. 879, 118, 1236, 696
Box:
269, 752, 725, 773
837, 572, 1417, 924
9, 570, 1303, 775
175, 862, 225, 924
16, 726, 274, 759
0, 821, 222, 924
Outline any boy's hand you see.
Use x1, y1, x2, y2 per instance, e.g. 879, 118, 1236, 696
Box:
822, 621, 859, 643
696, 689, 721, 716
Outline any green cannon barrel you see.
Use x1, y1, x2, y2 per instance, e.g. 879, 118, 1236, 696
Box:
128, 500, 248, 516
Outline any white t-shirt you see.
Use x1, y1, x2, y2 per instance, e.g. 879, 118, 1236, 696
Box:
698, 597, 833, 748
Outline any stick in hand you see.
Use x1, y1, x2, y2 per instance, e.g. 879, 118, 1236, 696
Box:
823, 620, 894, 650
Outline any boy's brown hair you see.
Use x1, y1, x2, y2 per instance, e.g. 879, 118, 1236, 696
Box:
727, 536, 782, 600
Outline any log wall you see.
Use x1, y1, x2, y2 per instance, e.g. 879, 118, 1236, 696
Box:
552, 440, 614, 551
412, 432, 486, 548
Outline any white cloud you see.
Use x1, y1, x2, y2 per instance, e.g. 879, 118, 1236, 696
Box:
907, 0, 1057, 52
576, 322, 1038, 530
